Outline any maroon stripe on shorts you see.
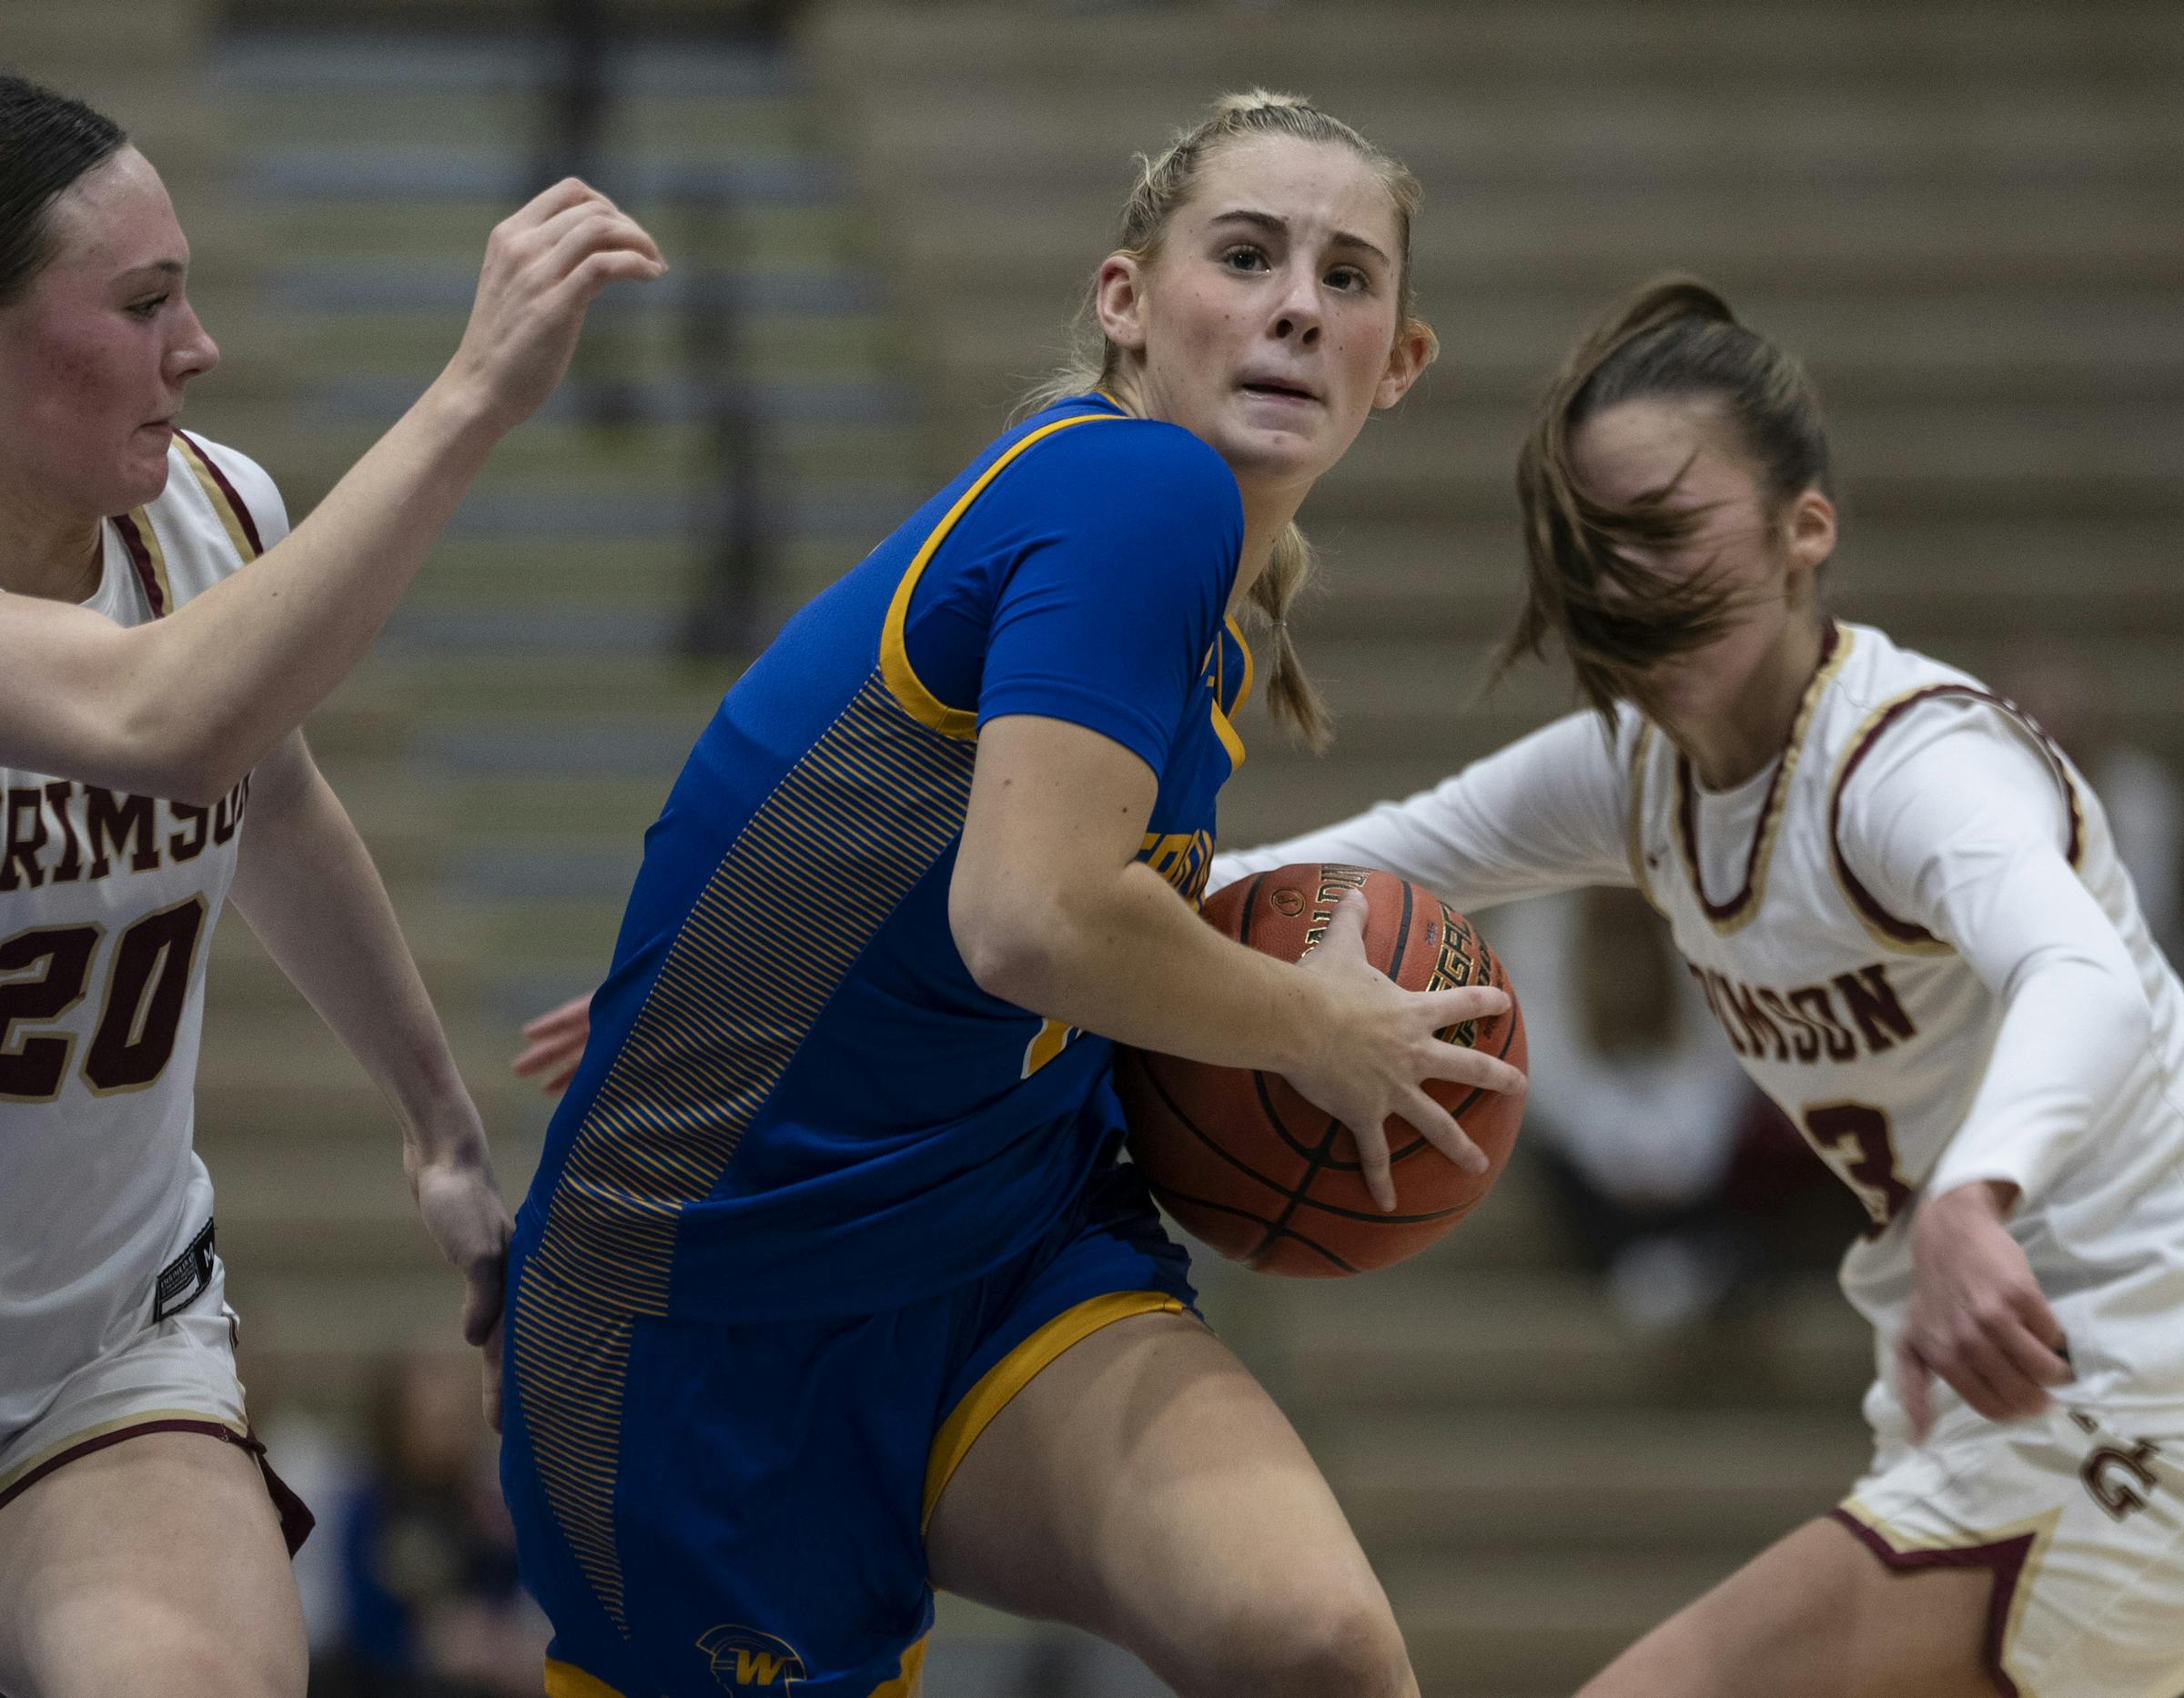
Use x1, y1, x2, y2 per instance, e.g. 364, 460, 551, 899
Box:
0, 1419, 315, 1555
1829, 1507, 2035, 1697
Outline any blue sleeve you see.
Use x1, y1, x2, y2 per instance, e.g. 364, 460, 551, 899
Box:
974, 421, 1243, 774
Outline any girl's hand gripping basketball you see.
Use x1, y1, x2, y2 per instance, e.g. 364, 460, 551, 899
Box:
1285, 889, 1527, 1212
438, 178, 667, 435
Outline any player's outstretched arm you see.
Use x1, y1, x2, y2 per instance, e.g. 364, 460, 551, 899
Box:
0, 178, 664, 803
1850, 710, 2150, 1436
1206, 710, 1639, 907
951, 713, 1525, 1211
228, 730, 515, 1427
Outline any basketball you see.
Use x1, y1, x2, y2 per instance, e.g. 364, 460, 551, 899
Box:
1116, 863, 1526, 1276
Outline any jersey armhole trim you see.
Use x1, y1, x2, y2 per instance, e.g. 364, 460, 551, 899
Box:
176, 431, 265, 561
109, 509, 171, 617
1206, 617, 1253, 769
880, 411, 1124, 740
1826, 684, 2086, 955
1224, 615, 1255, 716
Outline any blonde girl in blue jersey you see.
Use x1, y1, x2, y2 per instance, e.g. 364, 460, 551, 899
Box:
503, 92, 1522, 1698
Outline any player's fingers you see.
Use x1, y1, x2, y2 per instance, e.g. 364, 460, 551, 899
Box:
1993, 1303, 2074, 1389
502, 175, 612, 233
1349, 1118, 1397, 1212
551, 245, 671, 309
521, 994, 591, 1040
545, 1059, 581, 1095
1896, 1337, 1935, 1443
1421, 985, 1512, 1026
1310, 888, 1370, 960
537, 203, 666, 277
510, 1039, 561, 1076
1934, 1339, 2019, 1423
1420, 1037, 1526, 1099
2018, 1288, 2072, 1359
1397, 1092, 1488, 1177
511, 1026, 583, 1076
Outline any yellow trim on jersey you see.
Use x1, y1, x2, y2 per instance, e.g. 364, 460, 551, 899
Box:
920, 1289, 1185, 1529
1625, 722, 1662, 915
175, 433, 260, 563
126, 505, 175, 616
879, 412, 1123, 738
1225, 615, 1256, 716
1209, 698, 1248, 769
0, 1408, 248, 1499
866, 1634, 929, 1698
544, 1658, 624, 1698
1676, 623, 1856, 936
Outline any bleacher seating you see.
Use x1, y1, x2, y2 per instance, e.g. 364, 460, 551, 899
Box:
11, 3, 2180, 1692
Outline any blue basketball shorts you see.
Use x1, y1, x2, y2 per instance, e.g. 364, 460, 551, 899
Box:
500, 1158, 1198, 1697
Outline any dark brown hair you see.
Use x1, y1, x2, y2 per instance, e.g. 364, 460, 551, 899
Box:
0, 75, 126, 308
1026, 90, 1435, 753
1501, 276, 1832, 721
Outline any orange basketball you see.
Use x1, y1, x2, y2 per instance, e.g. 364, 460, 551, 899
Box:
1115, 863, 1526, 1276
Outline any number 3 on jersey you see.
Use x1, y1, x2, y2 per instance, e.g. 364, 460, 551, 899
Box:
1800, 1101, 1914, 1234
0, 896, 207, 1101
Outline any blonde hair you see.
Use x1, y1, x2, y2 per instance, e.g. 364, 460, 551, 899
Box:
1025, 89, 1432, 753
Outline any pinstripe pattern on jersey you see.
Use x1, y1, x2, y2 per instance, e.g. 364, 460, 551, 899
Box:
519, 670, 979, 1633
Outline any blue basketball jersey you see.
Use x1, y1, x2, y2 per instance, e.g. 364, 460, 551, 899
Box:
515, 394, 1251, 1322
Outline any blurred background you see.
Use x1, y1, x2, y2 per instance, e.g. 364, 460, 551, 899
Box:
12, 0, 2180, 1692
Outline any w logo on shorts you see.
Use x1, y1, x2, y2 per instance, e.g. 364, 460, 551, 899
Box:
696, 1626, 807, 1691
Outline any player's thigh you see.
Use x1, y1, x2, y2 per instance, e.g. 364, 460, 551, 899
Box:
1578, 1516, 1998, 1698
925, 1309, 1413, 1698
0, 1430, 305, 1698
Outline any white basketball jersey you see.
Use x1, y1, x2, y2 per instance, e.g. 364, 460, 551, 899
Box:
0, 434, 288, 1437
1621, 622, 2184, 1423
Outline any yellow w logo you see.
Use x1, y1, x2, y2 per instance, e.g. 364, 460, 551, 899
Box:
696, 1625, 806, 1692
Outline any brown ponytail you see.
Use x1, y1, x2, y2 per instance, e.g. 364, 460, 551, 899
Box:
1498, 275, 1833, 723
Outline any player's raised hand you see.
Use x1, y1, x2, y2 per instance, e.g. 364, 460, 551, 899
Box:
511, 990, 594, 1097
1282, 889, 1526, 1212
1896, 1180, 2072, 1442
404, 1121, 517, 1430
436, 178, 666, 435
